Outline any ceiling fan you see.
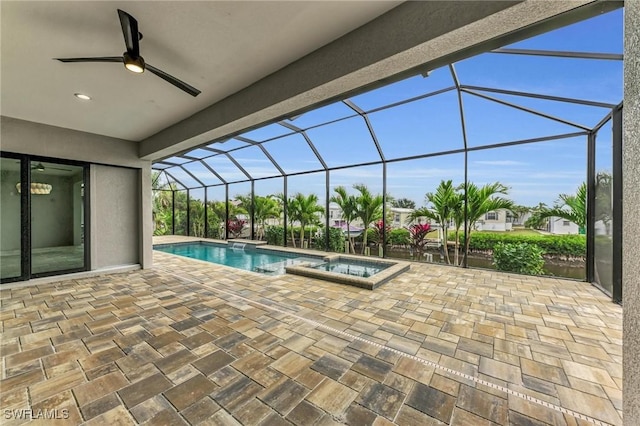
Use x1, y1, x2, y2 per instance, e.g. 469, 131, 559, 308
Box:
55, 9, 201, 97
19, 162, 73, 172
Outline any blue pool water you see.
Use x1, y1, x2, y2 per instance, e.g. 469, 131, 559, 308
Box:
154, 242, 319, 274
312, 260, 389, 278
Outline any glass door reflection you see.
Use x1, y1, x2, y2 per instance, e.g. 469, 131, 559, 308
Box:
30, 161, 85, 275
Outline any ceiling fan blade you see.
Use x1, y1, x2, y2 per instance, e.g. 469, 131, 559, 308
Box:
118, 9, 140, 57
146, 64, 201, 97
55, 57, 123, 63
49, 167, 74, 172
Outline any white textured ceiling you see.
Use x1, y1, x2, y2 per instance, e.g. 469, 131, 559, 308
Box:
1, 1, 400, 142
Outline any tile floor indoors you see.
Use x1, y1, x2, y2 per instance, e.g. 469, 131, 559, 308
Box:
0, 238, 622, 425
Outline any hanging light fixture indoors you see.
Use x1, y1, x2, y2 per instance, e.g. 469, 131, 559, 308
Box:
16, 182, 52, 195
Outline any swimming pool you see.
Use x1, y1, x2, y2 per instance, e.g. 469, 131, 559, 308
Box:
155, 241, 410, 288
154, 242, 321, 275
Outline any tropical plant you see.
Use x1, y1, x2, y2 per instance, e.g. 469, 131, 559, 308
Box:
537, 182, 586, 231
392, 198, 416, 209
227, 218, 246, 238
265, 225, 285, 246
207, 200, 226, 239
372, 219, 391, 247
493, 242, 545, 275
407, 223, 432, 259
461, 182, 514, 265
316, 226, 345, 252
462, 232, 585, 258
388, 228, 410, 247
271, 192, 298, 246
409, 180, 459, 264
510, 205, 531, 224
234, 193, 283, 240
330, 186, 358, 253
524, 202, 549, 230
152, 189, 173, 235
525, 212, 548, 230
449, 191, 465, 266
353, 184, 384, 254
189, 198, 205, 237
172, 190, 188, 235
288, 192, 324, 248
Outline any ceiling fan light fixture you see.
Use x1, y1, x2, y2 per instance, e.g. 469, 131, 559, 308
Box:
74, 93, 91, 100
123, 52, 145, 73
34, 163, 45, 172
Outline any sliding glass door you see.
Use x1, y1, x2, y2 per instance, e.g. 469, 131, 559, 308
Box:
0, 153, 89, 283
30, 161, 86, 276
0, 156, 23, 281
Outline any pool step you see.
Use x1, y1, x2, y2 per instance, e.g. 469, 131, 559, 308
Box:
254, 257, 323, 274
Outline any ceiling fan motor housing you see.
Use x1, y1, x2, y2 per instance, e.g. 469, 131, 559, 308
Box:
123, 51, 145, 73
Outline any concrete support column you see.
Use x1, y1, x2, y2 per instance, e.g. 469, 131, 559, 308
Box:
623, 1, 640, 424
140, 163, 153, 268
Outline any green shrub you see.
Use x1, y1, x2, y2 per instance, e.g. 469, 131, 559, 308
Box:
389, 228, 410, 246
265, 226, 285, 246
457, 232, 585, 257
316, 227, 345, 252
493, 242, 545, 275
362, 228, 378, 245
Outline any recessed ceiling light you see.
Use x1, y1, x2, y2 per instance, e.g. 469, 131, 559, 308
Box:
74, 93, 91, 100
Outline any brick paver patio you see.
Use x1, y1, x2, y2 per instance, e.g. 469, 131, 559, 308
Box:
0, 239, 622, 425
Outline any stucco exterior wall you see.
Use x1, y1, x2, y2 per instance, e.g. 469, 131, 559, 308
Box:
0, 116, 153, 271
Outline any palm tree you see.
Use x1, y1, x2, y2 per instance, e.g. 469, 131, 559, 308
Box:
409, 180, 459, 264
449, 191, 465, 266
152, 189, 173, 235
525, 202, 548, 230
189, 199, 205, 237
354, 184, 384, 255
173, 190, 188, 235
537, 182, 586, 230
289, 193, 324, 248
511, 205, 531, 225
207, 200, 226, 238
233, 194, 282, 240
330, 186, 358, 254
462, 182, 514, 264
254, 196, 281, 240
285, 194, 300, 247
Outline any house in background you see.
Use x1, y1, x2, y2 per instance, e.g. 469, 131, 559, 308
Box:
390, 207, 426, 228
474, 209, 514, 232
512, 211, 532, 226
328, 204, 429, 230
547, 217, 581, 235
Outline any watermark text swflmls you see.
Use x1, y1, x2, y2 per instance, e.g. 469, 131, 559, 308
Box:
4, 409, 70, 420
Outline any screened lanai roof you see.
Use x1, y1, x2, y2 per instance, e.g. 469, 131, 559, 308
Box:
152, 9, 623, 197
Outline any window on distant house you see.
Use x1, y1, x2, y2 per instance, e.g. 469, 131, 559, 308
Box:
486, 212, 498, 220
330, 211, 334, 218
394, 214, 400, 223
563, 220, 570, 226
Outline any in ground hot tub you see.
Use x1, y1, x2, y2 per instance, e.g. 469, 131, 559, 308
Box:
285, 254, 410, 290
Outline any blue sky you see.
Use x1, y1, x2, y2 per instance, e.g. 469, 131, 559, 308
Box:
158, 8, 623, 209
